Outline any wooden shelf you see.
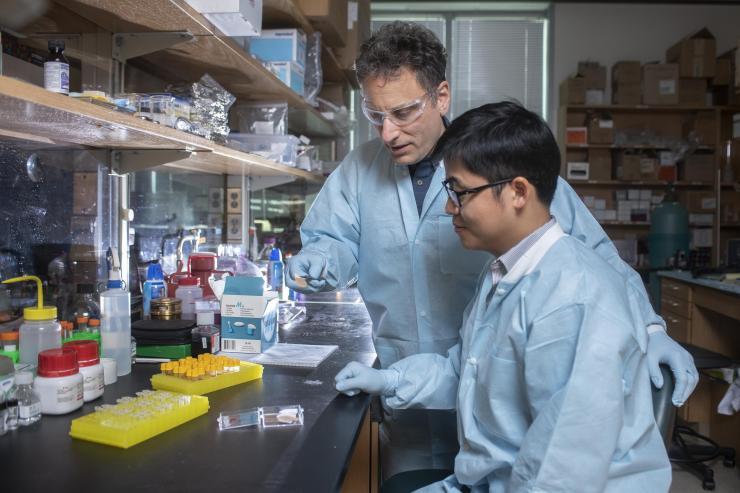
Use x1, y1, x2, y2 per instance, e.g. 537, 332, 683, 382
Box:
54, 0, 338, 138
566, 144, 715, 151
569, 179, 713, 188
566, 104, 732, 112
0, 76, 323, 181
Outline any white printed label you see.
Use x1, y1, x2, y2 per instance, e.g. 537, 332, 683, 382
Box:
598, 119, 614, 129
222, 338, 260, 353
44, 61, 70, 94
701, 198, 717, 210
19, 403, 41, 419
83, 372, 104, 392
57, 381, 83, 403
659, 79, 676, 95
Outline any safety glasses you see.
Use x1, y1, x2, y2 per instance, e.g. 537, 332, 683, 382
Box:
442, 178, 514, 208
361, 93, 432, 127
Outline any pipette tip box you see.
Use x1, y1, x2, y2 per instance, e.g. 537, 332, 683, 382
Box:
69, 390, 209, 449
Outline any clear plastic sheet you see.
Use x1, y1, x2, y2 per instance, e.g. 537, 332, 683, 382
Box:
233, 102, 288, 135
167, 74, 236, 142
304, 32, 323, 106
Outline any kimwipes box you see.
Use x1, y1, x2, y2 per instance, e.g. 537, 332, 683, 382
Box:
220, 276, 279, 354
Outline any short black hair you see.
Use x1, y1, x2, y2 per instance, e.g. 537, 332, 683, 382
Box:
434, 101, 560, 206
355, 21, 447, 95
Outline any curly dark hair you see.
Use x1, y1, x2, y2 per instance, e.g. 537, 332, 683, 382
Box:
355, 21, 447, 95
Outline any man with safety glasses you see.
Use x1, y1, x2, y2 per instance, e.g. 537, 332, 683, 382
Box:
287, 21, 696, 480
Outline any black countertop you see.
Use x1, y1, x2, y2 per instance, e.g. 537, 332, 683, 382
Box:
1, 290, 376, 492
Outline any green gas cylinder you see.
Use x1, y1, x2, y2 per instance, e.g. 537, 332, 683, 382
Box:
648, 192, 689, 304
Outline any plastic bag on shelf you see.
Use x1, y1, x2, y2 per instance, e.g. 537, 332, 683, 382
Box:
232, 102, 288, 135
304, 32, 323, 106
167, 74, 236, 142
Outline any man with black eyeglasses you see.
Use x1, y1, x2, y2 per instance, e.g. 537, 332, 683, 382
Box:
286, 21, 696, 480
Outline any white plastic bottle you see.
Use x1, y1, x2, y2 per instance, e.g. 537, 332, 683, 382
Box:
1, 276, 61, 365
100, 268, 131, 376
175, 276, 203, 321
34, 348, 83, 415
63, 340, 104, 402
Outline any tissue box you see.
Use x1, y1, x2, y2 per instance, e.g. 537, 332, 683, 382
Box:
220, 276, 279, 354
267, 61, 305, 97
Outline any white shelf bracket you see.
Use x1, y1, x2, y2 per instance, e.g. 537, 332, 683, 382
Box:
111, 149, 193, 174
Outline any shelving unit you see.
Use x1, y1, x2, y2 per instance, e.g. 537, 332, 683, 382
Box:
0, 76, 322, 181
51, 0, 339, 138
559, 102, 740, 268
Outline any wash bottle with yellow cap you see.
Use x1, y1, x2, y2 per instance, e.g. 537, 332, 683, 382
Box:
2, 276, 61, 365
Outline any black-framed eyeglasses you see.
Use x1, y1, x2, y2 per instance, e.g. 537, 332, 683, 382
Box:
442, 178, 514, 208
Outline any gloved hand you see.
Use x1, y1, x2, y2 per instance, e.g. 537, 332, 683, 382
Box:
286, 252, 328, 293
647, 330, 699, 406
335, 361, 398, 397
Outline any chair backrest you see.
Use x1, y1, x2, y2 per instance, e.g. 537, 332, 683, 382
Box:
651, 364, 676, 448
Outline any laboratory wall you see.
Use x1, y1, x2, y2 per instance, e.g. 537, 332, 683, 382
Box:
549, 2, 740, 132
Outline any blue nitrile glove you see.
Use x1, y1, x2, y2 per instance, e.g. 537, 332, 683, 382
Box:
335, 362, 399, 397
647, 330, 699, 406
286, 252, 328, 293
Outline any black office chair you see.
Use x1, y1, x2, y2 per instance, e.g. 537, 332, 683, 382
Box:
669, 344, 737, 491
380, 365, 679, 493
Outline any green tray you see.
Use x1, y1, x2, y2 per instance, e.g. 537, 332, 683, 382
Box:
63, 332, 102, 347
0, 349, 19, 363
136, 344, 191, 359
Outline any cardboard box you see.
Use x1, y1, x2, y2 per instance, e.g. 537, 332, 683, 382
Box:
587, 114, 614, 144
337, 0, 371, 71
560, 77, 586, 104
585, 90, 605, 105
681, 153, 715, 182
666, 27, 716, 78
582, 189, 614, 209
612, 61, 641, 84
618, 152, 657, 181
678, 78, 708, 106
683, 191, 717, 212
267, 61, 305, 96
296, 0, 348, 47
713, 58, 732, 86
220, 276, 279, 354
577, 61, 606, 89
612, 83, 641, 105
250, 29, 307, 70
684, 113, 717, 146
186, 0, 263, 36
643, 64, 679, 105
736, 40, 740, 91
588, 148, 612, 180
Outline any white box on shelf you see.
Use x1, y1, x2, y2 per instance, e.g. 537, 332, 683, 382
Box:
689, 213, 713, 226
603, 210, 617, 221
593, 199, 607, 210
567, 161, 589, 180
627, 189, 640, 200
639, 189, 652, 200
266, 61, 305, 97
186, 0, 263, 36
616, 190, 627, 201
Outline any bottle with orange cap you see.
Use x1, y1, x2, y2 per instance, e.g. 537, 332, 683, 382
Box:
1, 276, 61, 365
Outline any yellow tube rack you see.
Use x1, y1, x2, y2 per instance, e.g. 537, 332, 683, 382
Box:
151, 361, 263, 395
69, 390, 209, 449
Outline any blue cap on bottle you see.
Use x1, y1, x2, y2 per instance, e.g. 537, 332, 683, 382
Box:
147, 261, 164, 280
107, 280, 124, 289
269, 247, 282, 261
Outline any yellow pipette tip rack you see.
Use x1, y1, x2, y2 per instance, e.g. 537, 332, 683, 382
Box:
69, 390, 209, 449
150, 355, 263, 395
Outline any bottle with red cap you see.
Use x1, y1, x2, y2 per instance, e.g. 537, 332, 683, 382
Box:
33, 348, 83, 414
175, 276, 203, 321
63, 340, 104, 402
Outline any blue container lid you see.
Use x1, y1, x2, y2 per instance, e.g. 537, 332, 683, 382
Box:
146, 261, 164, 280
107, 280, 124, 289
269, 247, 282, 261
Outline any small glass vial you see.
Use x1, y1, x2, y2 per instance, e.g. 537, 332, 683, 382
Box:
5, 380, 18, 430
34, 348, 83, 415
63, 340, 104, 402
44, 40, 70, 95
14, 371, 41, 426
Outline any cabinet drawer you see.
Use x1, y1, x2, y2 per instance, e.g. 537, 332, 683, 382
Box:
661, 278, 692, 302
663, 313, 690, 344
661, 294, 692, 319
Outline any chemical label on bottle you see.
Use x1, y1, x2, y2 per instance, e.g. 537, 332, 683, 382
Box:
83, 372, 104, 392
19, 403, 41, 419
44, 61, 70, 94
57, 382, 83, 403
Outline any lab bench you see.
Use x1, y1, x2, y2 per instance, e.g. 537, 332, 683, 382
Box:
1, 290, 378, 492
657, 271, 740, 458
